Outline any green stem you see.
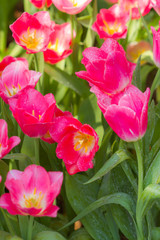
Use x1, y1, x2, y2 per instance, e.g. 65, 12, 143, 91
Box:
34, 52, 44, 93
134, 141, 144, 240
27, 216, 34, 240
149, 68, 160, 104
134, 141, 143, 201
24, 0, 31, 12
1, 209, 15, 236
34, 138, 40, 165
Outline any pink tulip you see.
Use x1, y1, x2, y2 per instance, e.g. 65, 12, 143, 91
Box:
0, 165, 63, 217
44, 22, 75, 64
41, 106, 72, 143
49, 116, 99, 175
105, 0, 118, 3
76, 39, 136, 95
0, 56, 27, 76
0, 119, 20, 159
91, 85, 150, 142
51, 0, 92, 15
8, 88, 56, 138
92, 5, 129, 40
10, 12, 52, 54
0, 58, 41, 104
151, 22, 160, 68
119, 0, 152, 19
151, 0, 160, 15
30, 0, 52, 9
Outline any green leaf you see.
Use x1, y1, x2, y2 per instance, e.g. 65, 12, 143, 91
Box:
77, 15, 92, 28
0, 160, 9, 194
151, 227, 160, 240
132, 56, 142, 90
144, 101, 156, 171
78, 94, 104, 145
144, 149, 160, 187
61, 192, 136, 231
69, 228, 93, 240
137, 184, 160, 220
65, 174, 113, 240
34, 231, 67, 240
45, 64, 89, 97
86, 149, 132, 184
106, 165, 137, 240
3, 153, 31, 163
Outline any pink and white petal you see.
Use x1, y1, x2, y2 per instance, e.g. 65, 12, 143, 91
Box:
42, 205, 59, 217
0, 119, 8, 145
56, 133, 80, 165
0, 193, 21, 215
105, 105, 140, 142
7, 136, 21, 152
21, 165, 50, 194
29, 70, 41, 86
47, 172, 63, 201
49, 116, 81, 142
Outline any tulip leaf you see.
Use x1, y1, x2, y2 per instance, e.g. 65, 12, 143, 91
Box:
44, 64, 89, 97
86, 149, 132, 184
34, 231, 67, 240
151, 227, 160, 240
144, 101, 156, 171
61, 192, 136, 230
78, 94, 104, 145
0, 160, 9, 194
136, 184, 160, 220
69, 228, 93, 240
65, 174, 113, 240
3, 153, 32, 163
144, 149, 160, 187
132, 56, 142, 90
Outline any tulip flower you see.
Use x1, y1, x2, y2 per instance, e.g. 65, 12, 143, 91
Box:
49, 116, 99, 175
119, 0, 151, 19
92, 5, 129, 40
0, 56, 28, 76
44, 23, 75, 64
8, 88, 56, 138
0, 59, 41, 104
51, 0, 92, 15
0, 165, 63, 217
91, 85, 150, 142
41, 106, 72, 143
0, 119, 20, 159
76, 39, 136, 95
10, 11, 52, 54
105, 0, 118, 3
126, 41, 152, 65
151, 22, 160, 68
30, 0, 52, 9
151, 0, 160, 15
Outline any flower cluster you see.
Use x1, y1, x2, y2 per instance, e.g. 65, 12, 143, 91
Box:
76, 39, 150, 142
10, 12, 75, 64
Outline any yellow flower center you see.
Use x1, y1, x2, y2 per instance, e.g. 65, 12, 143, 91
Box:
74, 131, 95, 154
20, 27, 42, 51
70, 0, 78, 7
4, 83, 21, 97
23, 188, 44, 209
103, 20, 121, 35
32, 110, 41, 120
48, 38, 59, 52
